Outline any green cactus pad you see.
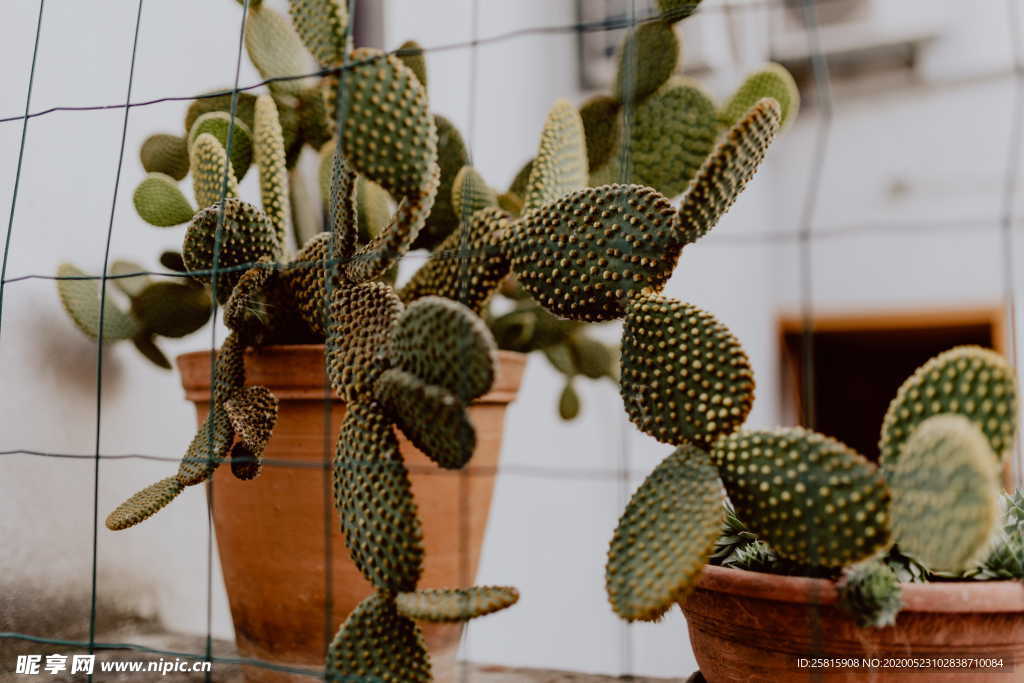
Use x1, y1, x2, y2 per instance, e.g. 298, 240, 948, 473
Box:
253, 95, 291, 243
132, 282, 212, 338
629, 79, 719, 199
522, 100, 588, 212
559, 380, 580, 420
579, 95, 622, 172
190, 133, 239, 209
159, 251, 188, 273
56, 263, 141, 341
176, 335, 245, 485
357, 176, 392, 243
132, 333, 171, 369
507, 184, 682, 322
342, 164, 440, 285
613, 21, 680, 104
396, 586, 519, 622
331, 48, 438, 200
398, 206, 512, 315
105, 477, 184, 531
335, 401, 424, 592
183, 198, 281, 303
140, 134, 189, 180
244, 5, 313, 95
509, 158, 533, 198
387, 296, 496, 401
413, 114, 469, 250
224, 385, 279, 456
185, 92, 257, 136
326, 282, 404, 402
133, 173, 195, 227
375, 368, 476, 470
837, 561, 903, 628
887, 414, 1001, 572
620, 294, 754, 447
109, 260, 151, 299
187, 112, 253, 181
287, 0, 348, 67
677, 99, 781, 245
297, 84, 333, 151
710, 428, 892, 567
658, 0, 703, 23
229, 442, 262, 481
398, 40, 428, 89
280, 233, 330, 337
719, 63, 800, 130
452, 166, 498, 223
326, 593, 431, 682
880, 346, 1018, 468
605, 445, 724, 621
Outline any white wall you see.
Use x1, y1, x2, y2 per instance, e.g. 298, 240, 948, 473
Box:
5, 0, 1020, 680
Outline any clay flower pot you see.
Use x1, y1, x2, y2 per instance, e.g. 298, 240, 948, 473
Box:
177, 345, 526, 682
681, 565, 1024, 682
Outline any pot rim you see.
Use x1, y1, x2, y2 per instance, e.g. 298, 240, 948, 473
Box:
695, 564, 1024, 613
176, 344, 527, 404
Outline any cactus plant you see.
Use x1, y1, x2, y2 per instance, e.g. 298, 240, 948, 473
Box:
80, 0, 851, 676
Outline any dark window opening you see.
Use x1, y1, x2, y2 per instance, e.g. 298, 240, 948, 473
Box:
780, 309, 1003, 463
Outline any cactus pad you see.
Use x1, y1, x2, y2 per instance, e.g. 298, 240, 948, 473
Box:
56, 263, 141, 341
677, 99, 781, 244
287, 0, 348, 67
887, 414, 1001, 572
658, 0, 702, 23
710, 428, 891, 567
326, 282, 403, 402
398, 206, 511, 315
579, 95, 622, 172
133, 173, 195, 227
629, 80, 718, 199
375, 368, 476, 470
605, 445, 724, 621
334, 401, 424, 592
522, 100, 588, 212
398, 40, 428, 89
183, 198, 281, 303
396, 587, 520, 622
185, 92, 257, 135
187, 112, 253, 181
224, 385, 279, 456
333, 48, 438, 199
326, 593, 431, 682
190, 133, 238, 209
244, 5, 313, 95
387, 296, 496, 401
140, 134, 189, 180
620, 294, 754, 447
105, 477, 184, 531
452, 166, 498, 223
343, 163, 439, 285
132, 282, 212, 338
224, 258, 277, 337
109, 260, 151, 299
507, 184, 681, 321
279, 233, 330, 336
880, 346, 1018, 468
253, 95, 291, 242
413, 115, 467, 250
613, 21, 679, 104
719, 63, 800, 130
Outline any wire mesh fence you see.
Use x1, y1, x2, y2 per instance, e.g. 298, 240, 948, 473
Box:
2, 0, 1023, 680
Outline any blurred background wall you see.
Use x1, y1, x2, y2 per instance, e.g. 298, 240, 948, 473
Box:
1, 0, 1022, 678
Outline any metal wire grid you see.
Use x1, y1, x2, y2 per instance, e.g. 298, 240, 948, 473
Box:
1, 0, 1022, 680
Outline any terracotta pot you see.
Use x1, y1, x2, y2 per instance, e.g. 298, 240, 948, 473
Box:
681, 565, 1024, 682
177, 345, 526, 682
